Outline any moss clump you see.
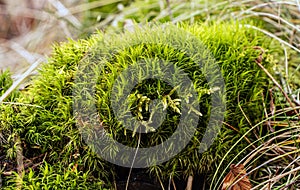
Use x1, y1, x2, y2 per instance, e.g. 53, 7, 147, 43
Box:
0, 22, 276, 188
3, 161, 107, 190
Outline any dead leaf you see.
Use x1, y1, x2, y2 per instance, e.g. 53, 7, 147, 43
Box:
221, 164, 252, 190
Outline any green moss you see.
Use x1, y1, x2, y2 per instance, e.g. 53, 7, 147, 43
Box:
0, 70, 20, 152
0, 70, 19, 101
3, 162, 107, 190
0, 22, 278, 188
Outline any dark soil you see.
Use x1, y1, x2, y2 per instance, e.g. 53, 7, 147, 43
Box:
115, 166, 206, 190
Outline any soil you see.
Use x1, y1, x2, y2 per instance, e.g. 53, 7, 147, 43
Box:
115, 166, 206, 190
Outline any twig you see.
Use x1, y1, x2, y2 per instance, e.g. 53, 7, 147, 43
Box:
157, 174, 166, 190
269, 89, 275, 116
9, 41, 41, 63
237, 91, 259, 145
185, 175, 193, 190
222, 121, 254, 147
1, 102, 43, 108
3, 153, 47, 176
125, 128, 141, 190
16, 135, 23, 190
244, 25, 300, 54
261, 91, 275, 132
253, 46, 300, 119
48, 0, 81, 29
168, 174, 172, 190
172, 177, 177, 190
0, 57, 45, 103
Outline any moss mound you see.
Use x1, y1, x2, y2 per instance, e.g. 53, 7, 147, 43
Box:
0, 22, 276, 188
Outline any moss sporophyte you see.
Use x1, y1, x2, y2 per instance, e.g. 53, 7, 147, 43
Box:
0, 22, 277, 189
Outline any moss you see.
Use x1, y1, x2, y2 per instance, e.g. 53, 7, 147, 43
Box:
3, 162, 107, 190
0, 70, 19, 101
0, 22, 278, 188
0, 70, 20, 152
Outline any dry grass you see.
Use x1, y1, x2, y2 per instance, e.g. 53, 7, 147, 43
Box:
0, 0, 83, 77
